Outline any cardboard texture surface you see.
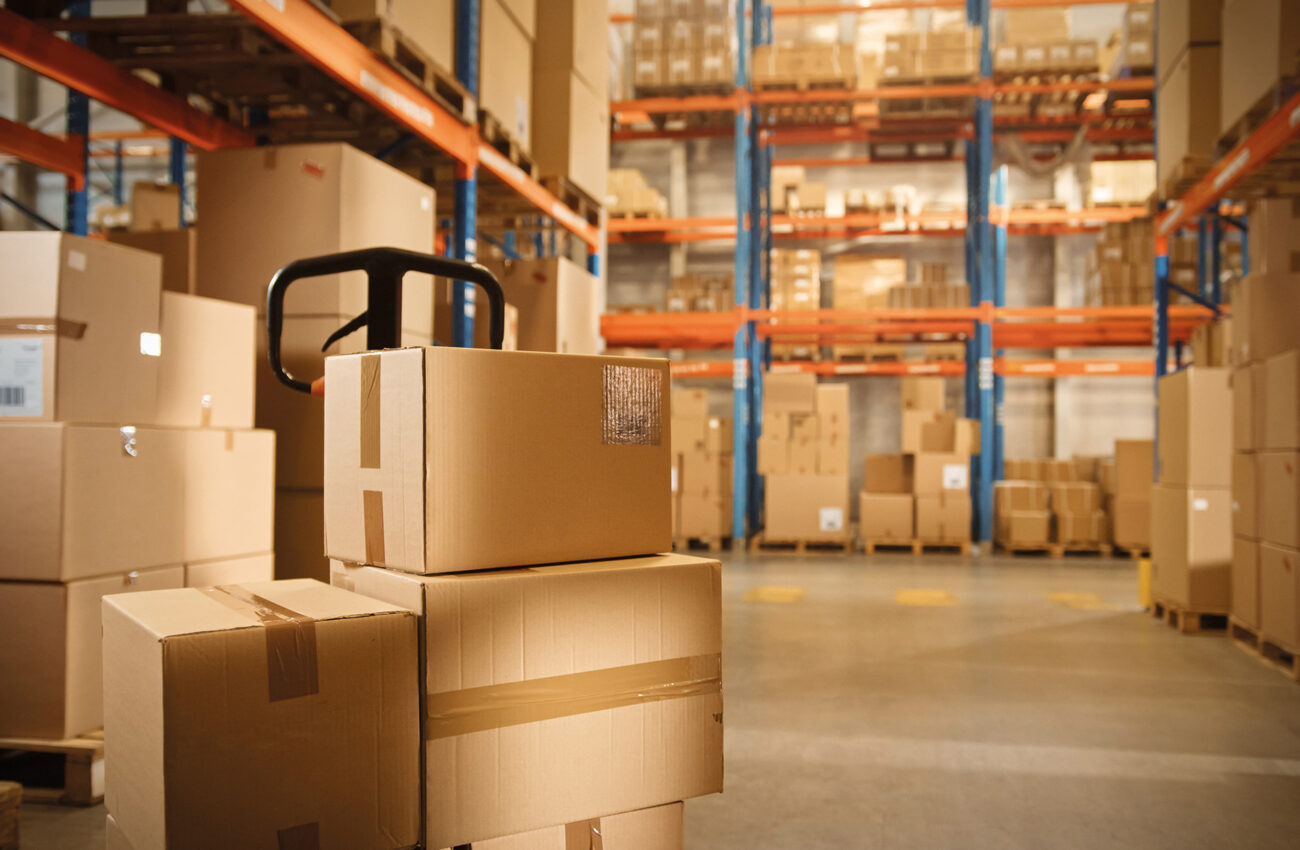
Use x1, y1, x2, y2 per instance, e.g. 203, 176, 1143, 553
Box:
0, 565, 183, 739
1151, 485, 1232, 610
155, 292, 255, 429
532, 67, 610, 202
1260, 542, 1300, 650
764, 474, 850, 540
1259, 452, 1300, 549
129, 182, 180, 231
1156, 45, 1220, 192
1157, 368, 1232, 488
324, 348, 670, 573
915, 492, 971, 542
1233, 452, 1258, 539
181, 429, 275, 563
106, 229, 196, 295
184, 552, 275, 588
1156, 0, 1222, 83
1244, 199, 1300, 275
339, 555, 722, 848
1115, 439, 1154, 499
900, 377, 944, 411
1232, 537, 1260, 630
105, 814, 132, 850
481, 0, 534, 147
1232, 273, 1300, 364
1006, 510, 1051, 544
0, 233, 161, 424
1111, 496, 1151, 549
864, 454, 913, 494
532, 0, 608, 97
480, 258, 599, 354
1233, 366, 1257, 452
275, 489, 328, 582
434, 803, 684, 850
1262, 351, 1300, 450
912, 453, 970, 496
330, 0, 453, 70
763, 372, 816, 413
1220, 0, 1300, 136
860, 492, 914, 540
103, 580, 420, 850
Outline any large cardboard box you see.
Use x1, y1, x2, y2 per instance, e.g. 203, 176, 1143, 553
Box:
0, 233, 161, 423
482, 257, 599, 354
338, 555, 722, 848
816, 383, 850, 431
1156, 0, 1222, 83
1262, 350, 1300, 450
155, 292, 255, 429
0, 565, 183, 739
901, 409, 952, 454
438, 802, 683, 850
105, 814, 130, 850
901, 376, 944, 411
1112, 496, 1151, 550
324, 348, 670, 573
1232, 273, 1300, 364
915, 492, 970, 543
183, 429, 276, 563
107, 228, 196, 294
481, 0, 534, 148
533, 0, 608, 99
912, 452, 969, 496
275, 489, 328, 581
1150, 484, 1232, 610
184, 552, 275, 588
0, 425, 186, 581
765, 474, 849, 540
129, 181, 181, 231
104, 580, 420, 850
756, 434, 788, 475
1259, 451, 1300, 549
195, 143, 435, 331
1220, 0, 1300, 137
1232, 537, 1260, 630
330, 0, 454, 72
763, 371, 816, 412
1116, 439, 1155, 497
1005, 510, 1051, 544
532, 67, 609, 202
1233, 452, 1258, 538
1233, 366, 1257, 451
1157, 368, 1232, 487
1156, 45, 1221, 194
679, 492, 730, 539
1260, 542, 1300, 650
860, 492, 913, 541
864, 453, 912, 493
1056, 510, 1107, 545
1244, 199, 1300, 275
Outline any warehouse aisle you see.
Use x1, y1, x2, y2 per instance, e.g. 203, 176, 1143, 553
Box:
20, 552, 1300, 849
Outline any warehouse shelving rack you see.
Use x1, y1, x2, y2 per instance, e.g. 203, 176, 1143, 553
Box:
0, 0, 600, 347
607, 0, 1183, 544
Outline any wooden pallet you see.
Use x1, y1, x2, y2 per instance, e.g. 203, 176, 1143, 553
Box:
914, 539, 973, 555
862, 538, 917, 555
633, 82, 735, 99
999, 541, 1056, 556
1218, 74, 1300, 153
478, 110, 536, 178
831, 349, 906, 364
610, 209, 665, 220
1113, 544, 1149, 560
1160, 155, 1212, 202
1228, 618, 1300, 682
1229, 616, 1262, 654
675, 535, 732, 553
750, 533, 854, 554
755, 77, 854, 94
0, 731, 104, 806
1057, 541, 1115, 557
342, 18, 474, 123
1150, 597, 1228, 636
539, 175, 601, 228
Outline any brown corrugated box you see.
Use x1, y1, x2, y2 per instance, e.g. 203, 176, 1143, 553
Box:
901, 376, 945, 411
915, 492, 970, 543
106, 229, 196, 294
1259, 451, 1300, 549
1151, 484, 1232, 611
531, 66, 610, 203
104, 580, 420, 850
1156, 45, 1220, 196
764, 371, 817, 412
1156, 0, 1221, 83
481, 0, 534, 146
1262, 350, 1300, 450
1232, 273, 1300, 364
533, 0, 608, 98
912, 453, 969, 496
860, 492, 913, 541
480, 258, 600, 354
1233, 365, 1258, 451
1157, 368, 1232, 488
154, 292, 255, 429
129, 181, 181, 231
0, 233, 161, 424
1233, 452, 1258, 539
1243, 199, 1300, 274
323, 348, 670, 574
1006, 510, 1051, 544
1112, 496, 1151, 550
765, 474, 849, 540
338, 555, 722, 848
181, 428, 275, 564
864, 453, 912, 494
1260, 542, 1300, 651
1232, 536, 1259, 630
433, 803, 684, 850
1056, 510, 1107, 545
1220, 0, 1300, 140
0, 566, 183, 740
330, 0, 454, 72
183, 552, 274, 589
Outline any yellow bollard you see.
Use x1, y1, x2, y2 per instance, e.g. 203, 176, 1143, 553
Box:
1137, 557, 1153, 609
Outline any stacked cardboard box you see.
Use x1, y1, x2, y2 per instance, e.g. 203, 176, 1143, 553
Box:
880, 30, 978, 82
1154, 0, 1218, 198
195, 142, 437, 582
771, 165, 827, 215
1219, 0, 1300, 141
899, 378, 976, 546
861, 454, 916, 543
330, 0, 453, 74
994, 481, 1051, 546
1116, 3, 1154, 73
1190, 317, 1233, 367
1086, 218, 1157, 306
1050, 482, 1108, 547
478, 257, 600, 354
0, 233, 274, 744
831, 255, 905, 360
532, 0, 609, 201
666, 273, 734, 313
770, 249, 822, 359
753, 44, 855, 89
759, 374, 850, 541
1111, 439, 1154, 553
886, 281, 971, 309
1089, 161, 1156, 206
1003, 7, 1070, 45
672, 389, 732, 543
993, 40, 1098, 75
607, 168, 668, 218
1152, 368, 1233, 613
633, 0, 736, 93
480, 0, 536, 149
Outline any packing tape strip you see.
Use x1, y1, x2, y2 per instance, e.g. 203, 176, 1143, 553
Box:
277, 822, 320, 850
424, 653, 722, 740
200, 585, 320, 703
565, 819, 604, 850
363, 490, 385, 564
360, 353, 381, 469
0, 317, 87, 339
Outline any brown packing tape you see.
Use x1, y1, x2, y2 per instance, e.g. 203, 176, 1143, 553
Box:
424, 653, 722, 740
277, 822, 320, 850
200, 585, 320, 703
360, 353, 381, 469
363, 489, 385, 564
0, 317, 87, 339
565, 819, 604, 850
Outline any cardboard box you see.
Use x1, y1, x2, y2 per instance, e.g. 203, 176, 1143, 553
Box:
679, 492, 730, 539
1112, 496, 1151, 549
0, 565, 183, 739
107, 228, 196, 294
901, 376, 945, 411
130, 181, 181, 231
1259, 451, 1300, 548
915, 492, 970, 543
1006, 510, 1051, 544
1004, 8, 1069, 44
155, 292, 256, 429
104, 580, 420, 850
674, 388, 709, 419
1115, 440, 1154, 497
338, 555, 722, 848
1260, 542, 1300, 650
1232, 536, 1260, 630
195, 143, 435, 330
184, 552, 275, 588
704, 416, 732, 453
1232, 273, 1300, 364
902, 409, 952, 454
763, 371, 816, 412
0, 424, 186, 581
765, 474, 849, 540
789, 412, 819, 443
864, 453, 912, 494
680, 448, 730, 498
816, 383, 850, 431
1243, 199, 1300, 275
1233, 366, 1256, 451
1233, 452, 1258, 539
1150, 484, 1232, 610
1156, 45, 1220, 195
533, 0, 607, 95
1157, 368, 1232, 488
481, 0, 534, 147
437, 802, 683, 850
757, 434, 788, 475
497, 0, 535, 37
1056, 510, 1107, 544
912, 453, 969, 496
1050, 481, 1101, 514
532, 67, 609, 203
330, 0, 454, 72
1220, 0, 1300, 139
1156, 0, 1222, 83
818, 430, 849, 475
1262, 350, 1300, 450
324, 348, 670, 573
482, 258, 599, 354
860, 492, 913, 541
105, 814, 130, 850
0, 233, 161, 423
787, 437, 819, 476
183, 429, 275, 563
275, 488, 328, 581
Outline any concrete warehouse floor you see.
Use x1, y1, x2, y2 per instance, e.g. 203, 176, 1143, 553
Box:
19, 551, 1300, 849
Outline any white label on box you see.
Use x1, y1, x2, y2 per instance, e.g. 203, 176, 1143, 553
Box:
66, 250, 86, 271
0, 338, 45, 417
139, 332, 162, 357
420, 196, 431, 212
1193, 498, 1209, 511
942, 463, 969, 490
819, 507, 844, 532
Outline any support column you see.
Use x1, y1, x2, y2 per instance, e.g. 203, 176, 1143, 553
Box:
731, 0, 753, 543
452, 0, 480, 347
65, 1, 90, 235
968, 0, 994, 543
169, 137, 186, 227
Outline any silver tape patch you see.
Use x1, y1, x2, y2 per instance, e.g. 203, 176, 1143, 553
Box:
602, 365, 662, 446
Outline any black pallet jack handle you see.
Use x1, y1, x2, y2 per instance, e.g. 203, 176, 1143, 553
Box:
266, 247, 506, 396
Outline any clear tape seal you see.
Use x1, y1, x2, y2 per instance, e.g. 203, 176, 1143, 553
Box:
199, 585, 320, 703
601, 365, 663, 446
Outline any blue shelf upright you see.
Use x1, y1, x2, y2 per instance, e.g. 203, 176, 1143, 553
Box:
731, 0, 754, 543
65, 0, 90, 235
169, 137, 187, 227
993, 165, 1007, 484
452, 0, 480, 347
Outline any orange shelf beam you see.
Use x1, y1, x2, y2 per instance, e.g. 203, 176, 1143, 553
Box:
0, 116, 85, 191
0, 9, 253, 151
995, 359, 1157, 377
612, 0, 1150, 23
669, 358, 1160, 379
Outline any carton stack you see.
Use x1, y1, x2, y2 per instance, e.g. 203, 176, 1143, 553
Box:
1220, 1, 1300, 144
899, 377, 976, 548
759, 374, 851, 542
1116, 3, 1154, 74
0, 233, 274, 747
1152, 367, 1233, 614
195, 142, 437, 581
103, 182, 197, 295
861, 454, 916, 545
1050, 482, 1108, 549
1089, 160, 1156, 206
753, 44, 855, 90
770, 249, 822, 359
1087, 218, 1156, 307
632, 0, 736, 94
830, 255, 905, 361
879, 30, 978, 83
671, 389, 732, 545
329, 0, 453, 76
994, 480, 1051, 547
103, 346, 720, 849
480, 0, 536, 151
1111, 439, 1154, 554
771, 166, 827, 215
607, 168, 668, 218
1154, 0, 1219, 199
666, 273, 734, 312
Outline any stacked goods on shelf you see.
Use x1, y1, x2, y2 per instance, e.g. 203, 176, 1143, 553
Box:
666, 273, 734, 312
994, 7, 1098, 100
994, 481, 1051, 548
758, 374, 850, 542
1086, 218, 1156, 306
632, 0, 736, 94
0, 234, 274, 747
1152, 367, 1233, 615
329, 0, 454, 79
752, 43, 855, 90
1190, 316, 1233, 367
901, 378, 976, 548
672, 389, 732, 546
886, 263, 970, 309
479, 0, 536, 154
772, 166, 827, 215
861, 454, 915, 546
770, 249, 821, 360
1088, 160, 1156, 206
607, 168, 668, 218
1219, 1, 1300, 144
476, 257, 600, 354
999, 457, 1118, 551
830, 255, 905, 361
195, 142, 436, 582
1110, 440, 1154, 554
880, 29, 979, 83
1115, 3, 1154, 75
1154, 0, 1219, 198
532, 0, 610, 202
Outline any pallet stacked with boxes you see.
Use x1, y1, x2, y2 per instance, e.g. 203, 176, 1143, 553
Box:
672, 389, 732, 549
632, 0, 737, 95
607, 169, 668, 218
1087, 219, 1157, 306
887, 263, 970, 309
1110, 440, 1154, 556
101, 346, 720, 849
1155, 0, 1219, 199
666, 273, 734, 313
478, 0, 536, 163
830, 255, 905, 362
757, 373, 851, 549
770, 249, 822, 360
771, 166, 827, 216
194, 141, 437, 582
0, 234, 273, 784
998, 456, 1115, 555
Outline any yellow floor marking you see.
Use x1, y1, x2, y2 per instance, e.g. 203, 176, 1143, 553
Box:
1047, 592, 1127, 611
895, 589, 957, 607
743, 586, 806, 603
